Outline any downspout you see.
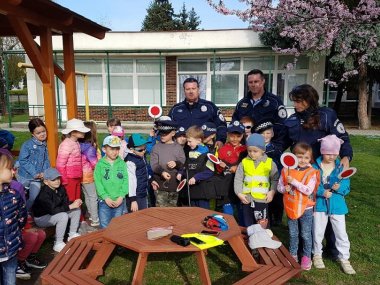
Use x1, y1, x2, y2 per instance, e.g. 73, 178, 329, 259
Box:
106, 52, 112, 118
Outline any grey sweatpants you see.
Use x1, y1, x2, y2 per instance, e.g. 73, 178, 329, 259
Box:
82, 182, 99, 222
34, 209, 81, 243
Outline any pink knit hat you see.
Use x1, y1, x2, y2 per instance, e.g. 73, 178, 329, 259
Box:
318, 134, 344, 155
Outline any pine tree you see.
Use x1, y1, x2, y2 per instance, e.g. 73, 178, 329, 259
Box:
141, 1, 177, 31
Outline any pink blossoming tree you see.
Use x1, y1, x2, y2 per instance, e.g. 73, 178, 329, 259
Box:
207, 0, 380, 129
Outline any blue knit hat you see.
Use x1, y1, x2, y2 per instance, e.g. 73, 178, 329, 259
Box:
246, 134, 265, 150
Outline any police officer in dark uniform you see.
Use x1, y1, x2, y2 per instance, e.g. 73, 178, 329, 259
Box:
282, 84, 353, 167
168, 78, 227, 148
232, 69, 287, 147
282, 84, 353, 260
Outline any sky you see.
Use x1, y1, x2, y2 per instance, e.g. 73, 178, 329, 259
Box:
55, 0, 249, 31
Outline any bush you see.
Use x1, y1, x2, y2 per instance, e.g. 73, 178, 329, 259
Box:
9, 88, 27, 95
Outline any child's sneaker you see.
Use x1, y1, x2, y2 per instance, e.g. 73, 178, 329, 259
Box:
301, 256, 312, 270
339, 259, 356, 275
68, 232, 81, 241
53, 241, 66, 253
312, 255, 325, 269
90, 219, 100, 227
16, 261, 31, 280
25, 254, 47, 269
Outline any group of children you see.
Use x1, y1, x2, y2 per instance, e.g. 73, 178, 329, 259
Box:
0, 115, 355, 284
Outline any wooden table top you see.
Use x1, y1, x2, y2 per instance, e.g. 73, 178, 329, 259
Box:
103, 207, 241, 253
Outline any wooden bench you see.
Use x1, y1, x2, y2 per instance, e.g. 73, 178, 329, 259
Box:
233, 264, 301, 285
40, 230, 115, 285
237, 228, 302, 284
256, 236, 301, 275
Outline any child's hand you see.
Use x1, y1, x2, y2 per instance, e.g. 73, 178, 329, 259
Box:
229, 165, 237, 173
188, 177, 196, 185
237, 193, 249, 204
105, 198, 114, 207
151, 180, 159, 191
161, 171, 171, 180
266, 190, 275, 203
70, 199, 82, 209
331, 183, 340, 191
114, 197, 123, 208
167, 161, 176, 169
285, 185, 292, 192
286, 176, 293, 183
323, 190, 332, 198
149, 128, 156, 137
176, 173, 182, 181
219, 161, 227, 169
35, 173, 43, 179
130, 201, 138, 212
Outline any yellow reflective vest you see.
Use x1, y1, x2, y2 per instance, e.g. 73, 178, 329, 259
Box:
242, 157, 272, 201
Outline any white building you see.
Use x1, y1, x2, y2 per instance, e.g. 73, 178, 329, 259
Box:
26, 29, 326, 121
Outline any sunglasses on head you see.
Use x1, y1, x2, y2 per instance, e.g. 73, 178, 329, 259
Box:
134, 147, 146, 152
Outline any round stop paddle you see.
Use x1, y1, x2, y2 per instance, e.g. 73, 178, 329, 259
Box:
280, 153, 298, 169
148, 105, 162, 119
176, 179, 187, 192
338, 167, 357, 180
207, 153, 221, 164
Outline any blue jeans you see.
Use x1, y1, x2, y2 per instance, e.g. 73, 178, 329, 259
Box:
0, 255, 17, 285
98, 199, 124, 229
190, 199, 210, 209
288, 208, 313, 258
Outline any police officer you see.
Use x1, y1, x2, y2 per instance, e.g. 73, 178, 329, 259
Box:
283, 84, 352, 168
168, 77, 227, 148
232, 69, 287, 147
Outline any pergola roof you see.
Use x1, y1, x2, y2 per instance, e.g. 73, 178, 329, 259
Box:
0, 0, 110, 38
0, 0, 110, 166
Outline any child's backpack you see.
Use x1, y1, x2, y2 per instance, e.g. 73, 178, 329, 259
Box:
282, 167, 320, 219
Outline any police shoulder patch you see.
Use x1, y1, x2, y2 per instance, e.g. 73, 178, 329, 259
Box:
177, 109, 183, 113
336, 122, 346, 134
219, 113, 225, 122
241, 103, 248, 108
201, 105, 207, 112
278, 106, 287, 119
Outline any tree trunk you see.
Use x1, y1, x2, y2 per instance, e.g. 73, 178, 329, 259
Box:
357, 63, 370, 129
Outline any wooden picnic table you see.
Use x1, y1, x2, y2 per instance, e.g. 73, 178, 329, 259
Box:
103, 207, 258, 285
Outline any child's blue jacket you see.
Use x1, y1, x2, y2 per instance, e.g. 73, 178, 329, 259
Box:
312, 157, 350, 215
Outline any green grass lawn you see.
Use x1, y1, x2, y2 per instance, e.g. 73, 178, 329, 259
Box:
10, 132, 380, 284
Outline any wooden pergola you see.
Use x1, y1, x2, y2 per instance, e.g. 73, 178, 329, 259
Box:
0, 0, 110, 165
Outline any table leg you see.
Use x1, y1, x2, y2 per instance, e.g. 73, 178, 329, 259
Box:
132, 252, 149, 285
228, 235, 257, 272
195, 251, 211, 285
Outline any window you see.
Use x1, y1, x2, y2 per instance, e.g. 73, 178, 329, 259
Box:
212, 74, 239, 104
243, 56, 275, 71
136, 59, 163, 105
178, 59, 207, 101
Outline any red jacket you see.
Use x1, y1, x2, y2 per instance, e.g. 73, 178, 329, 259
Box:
216, 143, 246, 173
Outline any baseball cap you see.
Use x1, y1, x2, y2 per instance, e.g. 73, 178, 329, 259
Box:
127, 133, 148, 148
103, 135, 122, 147
201, 122, 217, 137
227, 120, 245, 134
111, 126, 125, 137
43, 168, 61, 180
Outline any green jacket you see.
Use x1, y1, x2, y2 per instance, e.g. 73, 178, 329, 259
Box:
94, 157, 129, 200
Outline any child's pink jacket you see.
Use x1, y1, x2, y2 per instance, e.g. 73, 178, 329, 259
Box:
56, 138, 82, 185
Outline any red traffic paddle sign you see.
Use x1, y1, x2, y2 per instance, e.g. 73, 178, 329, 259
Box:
176, 179, 187, 192
148, 105, 162, 119
207, 153, 221, 164
338, 167, 357, 180
280, 153, 298, 169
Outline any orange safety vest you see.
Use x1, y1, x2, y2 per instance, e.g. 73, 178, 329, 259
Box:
282, 167, 320, 220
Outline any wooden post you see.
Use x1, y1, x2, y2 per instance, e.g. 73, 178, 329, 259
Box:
39, 26, 59, 166
63, 33, 78, 119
